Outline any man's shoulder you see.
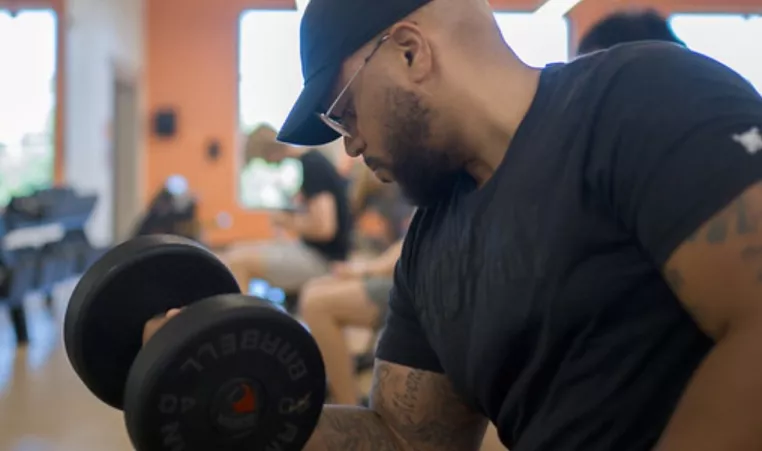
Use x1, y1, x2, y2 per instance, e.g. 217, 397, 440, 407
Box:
528, 44, 704, 127
571, 41, 701, 77
581, 40, 688, 62
573, 42, 755, 101
556, 42, 760, 139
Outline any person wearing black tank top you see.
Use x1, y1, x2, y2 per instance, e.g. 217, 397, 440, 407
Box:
220, 124, 352, 294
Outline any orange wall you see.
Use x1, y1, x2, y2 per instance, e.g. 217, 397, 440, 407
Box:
146, 0, 294, 246
145, 0, 762, 247
0, 0, 65, 184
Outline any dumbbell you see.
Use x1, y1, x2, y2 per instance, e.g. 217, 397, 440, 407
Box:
63, 235, 326, 451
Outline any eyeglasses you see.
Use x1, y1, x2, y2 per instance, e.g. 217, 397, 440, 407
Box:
319, 34, 390, 138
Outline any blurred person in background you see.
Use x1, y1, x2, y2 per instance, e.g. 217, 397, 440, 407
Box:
349, 163, 414, 249
299, 234, 407, 406
299, 164, 413, 406
220, 124, 352, 294
577, 9, 685, 56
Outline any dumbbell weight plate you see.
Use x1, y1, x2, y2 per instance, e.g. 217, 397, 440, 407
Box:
64, 235, 240, 410
124, 294, 326, 451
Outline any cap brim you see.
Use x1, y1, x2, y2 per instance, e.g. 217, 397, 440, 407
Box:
277, 66, 342, 146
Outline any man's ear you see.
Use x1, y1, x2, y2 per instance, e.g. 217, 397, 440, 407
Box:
388, 22, 433, 83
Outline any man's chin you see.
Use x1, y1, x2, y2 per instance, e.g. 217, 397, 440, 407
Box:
372, 169, 394, 183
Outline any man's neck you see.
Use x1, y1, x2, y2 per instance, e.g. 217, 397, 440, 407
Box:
461, 60, 541, 186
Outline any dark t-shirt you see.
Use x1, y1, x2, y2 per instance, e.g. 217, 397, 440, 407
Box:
299, 150, 352, 261
376, 42, 762, 450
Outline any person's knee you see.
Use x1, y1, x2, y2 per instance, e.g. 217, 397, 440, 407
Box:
299, 278, 334, 320
221, 245, 264, 274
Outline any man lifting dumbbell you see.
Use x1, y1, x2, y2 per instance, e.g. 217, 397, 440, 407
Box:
73, 0, 762, 450
275, 0, 762, 449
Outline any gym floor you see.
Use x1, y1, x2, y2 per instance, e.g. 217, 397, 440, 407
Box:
0, 283, 505, 451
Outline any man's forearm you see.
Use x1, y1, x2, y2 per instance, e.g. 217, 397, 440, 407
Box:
305, 405, 407, 451
655, 324, 762, 450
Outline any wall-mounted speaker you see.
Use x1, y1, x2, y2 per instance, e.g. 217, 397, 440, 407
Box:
153, 108, 177, 138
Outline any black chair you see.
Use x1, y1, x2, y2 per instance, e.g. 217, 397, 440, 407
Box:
37, 242, 64, 309
3, 247, 41, 343
1, 187, 99, 345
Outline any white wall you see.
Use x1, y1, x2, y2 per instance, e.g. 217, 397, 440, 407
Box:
64, 0, 143, 247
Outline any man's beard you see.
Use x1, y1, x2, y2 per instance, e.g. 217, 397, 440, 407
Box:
382, 88, 463, 207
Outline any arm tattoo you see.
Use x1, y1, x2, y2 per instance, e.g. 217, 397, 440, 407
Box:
308, 362, 486, 451
666, 185, 762, 288
695, 193, 760, 244
318, 407, 402, 451
372, 361, 487, 451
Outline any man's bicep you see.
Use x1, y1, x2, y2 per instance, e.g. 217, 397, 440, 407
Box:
664, 181, 762, 340
376, 257, 444, 373
370, 244, 487, 450
370, 360, 488, 451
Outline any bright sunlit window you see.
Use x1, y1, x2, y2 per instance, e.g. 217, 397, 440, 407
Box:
0, 10, 57, 207
670, 14, 762, 93
494, 12, 570, 66
239, 10, 303, 134
238, 9, 304, 210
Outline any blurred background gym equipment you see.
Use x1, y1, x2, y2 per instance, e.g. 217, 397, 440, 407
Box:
1, 186, 100, 345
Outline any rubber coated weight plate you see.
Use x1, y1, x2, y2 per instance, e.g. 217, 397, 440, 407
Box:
124, 294, 326, 451
64, 235, 240, 410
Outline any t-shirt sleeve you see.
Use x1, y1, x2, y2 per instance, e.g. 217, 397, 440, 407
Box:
299, 152, 334, 200
590, 45, 762, 266
376, 226, 444, 373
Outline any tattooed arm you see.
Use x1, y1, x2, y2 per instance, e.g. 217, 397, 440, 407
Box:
588, 45, 762, 450
654, 182, 762, 450
304, 360, 488, 451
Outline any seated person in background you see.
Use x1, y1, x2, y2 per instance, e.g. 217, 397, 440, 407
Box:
577, 9, 685, 56
299, 238, 403, 406
133, 176, 200, 240
220, 124, 352, 294
349, 164, 413, 248
299, 169, 412, 407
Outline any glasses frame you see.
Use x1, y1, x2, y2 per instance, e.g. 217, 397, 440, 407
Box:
319, 34, 390, 138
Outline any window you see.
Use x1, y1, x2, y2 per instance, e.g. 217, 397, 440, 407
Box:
670, 14, 762, 93
0, 10, 57, 207
494, 13, 570, 66
238, 9, 304, 210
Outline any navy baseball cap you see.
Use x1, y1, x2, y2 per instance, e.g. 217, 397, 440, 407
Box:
277, 0, 434, 146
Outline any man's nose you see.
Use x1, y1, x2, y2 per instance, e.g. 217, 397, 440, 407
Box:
344, 135, 365, 158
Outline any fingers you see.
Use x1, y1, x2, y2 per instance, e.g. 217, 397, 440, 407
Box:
166, 308, 182, 319
143, 308, 184, 345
